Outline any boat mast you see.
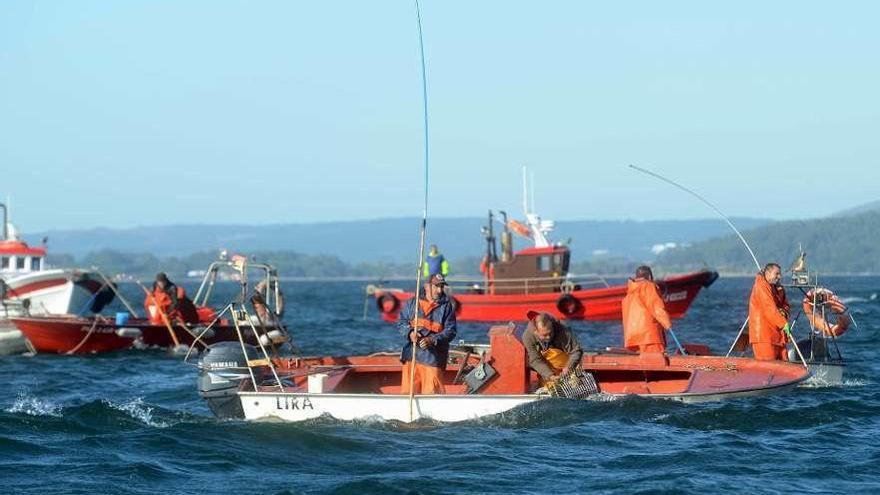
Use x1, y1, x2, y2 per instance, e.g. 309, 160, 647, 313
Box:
521, 167, 552, 248
0, 202, 7, 240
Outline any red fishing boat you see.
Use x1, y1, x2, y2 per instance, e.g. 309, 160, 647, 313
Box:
370, 208, 717, 322
11, 255, 288, 354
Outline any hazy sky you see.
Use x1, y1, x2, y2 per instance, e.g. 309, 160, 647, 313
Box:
2, 1, 878, 232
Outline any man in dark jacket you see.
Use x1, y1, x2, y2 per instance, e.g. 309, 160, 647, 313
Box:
522, 311, 583, 383
397, 274, 458, 394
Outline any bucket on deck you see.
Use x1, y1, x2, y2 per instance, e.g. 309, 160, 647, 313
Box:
115, 312, 130, 326
308, 373, 328, 394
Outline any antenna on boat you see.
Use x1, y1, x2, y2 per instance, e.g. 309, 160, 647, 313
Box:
530, 170, 536, 216
520, 167, 553, 248
0, 201, 7, 240
628, 165, 761, 271
408, 0, 431, 422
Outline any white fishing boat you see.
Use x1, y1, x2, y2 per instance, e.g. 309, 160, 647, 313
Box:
0, 202, 109, 355
197, 322, 811, 424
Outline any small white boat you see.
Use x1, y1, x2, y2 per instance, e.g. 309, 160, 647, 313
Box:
0, 322, 28, 355
791, 335, 846, 387
198, 325, 811, 424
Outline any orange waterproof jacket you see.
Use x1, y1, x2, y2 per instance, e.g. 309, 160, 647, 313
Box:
144, 285, 186, 322
622, 279, 672, 348
748, 275, 789, 345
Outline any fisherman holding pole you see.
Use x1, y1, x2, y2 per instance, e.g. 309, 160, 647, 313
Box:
622, 265, 682, 354
398, 274, 457, 394
748, 263, 791, 361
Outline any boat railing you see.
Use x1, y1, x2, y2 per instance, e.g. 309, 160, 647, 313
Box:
441, 274, 611, 295
367, 274, 612, 297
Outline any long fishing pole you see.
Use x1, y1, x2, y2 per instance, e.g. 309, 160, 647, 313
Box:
628, 165, 762, 358
409, 0, 430, 422
629, 165, 761, 271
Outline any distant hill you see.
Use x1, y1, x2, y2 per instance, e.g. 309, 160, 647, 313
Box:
657, 210, 880, 274
832, 200, 880, 217
26, 216, 771, 264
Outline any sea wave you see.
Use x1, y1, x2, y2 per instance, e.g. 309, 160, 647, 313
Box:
5, 393, 61, 418
104, 397, 168, 428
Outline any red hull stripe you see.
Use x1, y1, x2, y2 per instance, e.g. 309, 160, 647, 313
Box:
3, 278, 68, 298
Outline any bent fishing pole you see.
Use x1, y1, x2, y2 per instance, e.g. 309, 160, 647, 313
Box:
629, 165, 760, 270
629, 165, 809, 367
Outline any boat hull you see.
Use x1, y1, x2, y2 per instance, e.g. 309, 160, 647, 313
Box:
214, 354, 810, 423
9, 315, 271, 354
375, 270, 718, 322
11, 316, 136, 353
236, 371, 807, 423
1, 269, 104, 317
241, 391, 543, 423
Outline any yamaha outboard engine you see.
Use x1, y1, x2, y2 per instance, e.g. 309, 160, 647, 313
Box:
197, 342, 258, 419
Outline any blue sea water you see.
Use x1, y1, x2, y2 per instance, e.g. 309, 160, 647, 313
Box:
1, 277, 878, 494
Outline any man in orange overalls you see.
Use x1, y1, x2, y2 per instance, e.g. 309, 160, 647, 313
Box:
397, 274, 458, 394
144, 272, 180, 324
622, 265, 673, 353
749, 263, 790, 361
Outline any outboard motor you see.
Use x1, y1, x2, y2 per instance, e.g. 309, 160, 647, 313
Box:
197, 342, 258, 419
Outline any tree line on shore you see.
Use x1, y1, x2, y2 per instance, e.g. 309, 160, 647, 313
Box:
46, 210, 879, 279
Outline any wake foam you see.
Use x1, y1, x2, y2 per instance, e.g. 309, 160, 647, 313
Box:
839, 296, 867, 304
103, 397, 169, 428
5, 393, 62, 417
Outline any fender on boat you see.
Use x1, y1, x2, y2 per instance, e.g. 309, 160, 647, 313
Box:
115, 327, 142, 339
376, 293, 400, 314
703, 271, 720, 288
556, 294, 583, 317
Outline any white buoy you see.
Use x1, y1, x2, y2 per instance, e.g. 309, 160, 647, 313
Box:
115, 327, 142, 339
170, 344, 189, 355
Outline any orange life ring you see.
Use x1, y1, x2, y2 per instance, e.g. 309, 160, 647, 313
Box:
802, 288, 849, 337
556, 294, 583, 317
376, 293, 400, 314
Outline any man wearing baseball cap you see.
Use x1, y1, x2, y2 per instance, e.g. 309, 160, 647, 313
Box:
397, 273, 458, 394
